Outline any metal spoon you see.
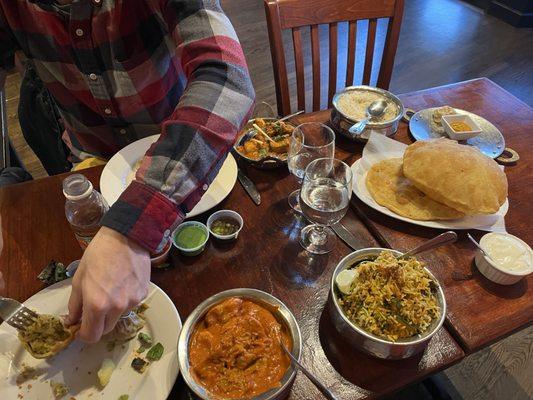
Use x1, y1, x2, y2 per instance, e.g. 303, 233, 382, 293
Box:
277, 110, 304, 122
280, 341, 338, 400
467, 233, 494, 262
400, 231, 458, 259
348, 99, 388, 137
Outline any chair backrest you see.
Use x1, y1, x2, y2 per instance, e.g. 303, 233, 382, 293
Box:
264, 0, 404, 116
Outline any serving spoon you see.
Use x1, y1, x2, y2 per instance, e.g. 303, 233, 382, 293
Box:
348, 99, 388, 137
280, 341, 338, 400
399, 231, 458, 259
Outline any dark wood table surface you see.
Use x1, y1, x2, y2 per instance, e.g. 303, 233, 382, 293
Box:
3, 77, 528, 398
293, 78, 533, 354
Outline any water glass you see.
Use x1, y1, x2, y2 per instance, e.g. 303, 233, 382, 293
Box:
299, 158, 353, 254
287, 122, 335, 211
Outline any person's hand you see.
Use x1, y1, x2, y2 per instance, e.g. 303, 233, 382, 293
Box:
66, 226, 150, 343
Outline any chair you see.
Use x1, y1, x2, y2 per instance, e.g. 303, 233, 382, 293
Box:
264, 0, 404, 116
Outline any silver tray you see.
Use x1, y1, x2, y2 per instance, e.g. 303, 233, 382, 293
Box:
408, 107, 505, 159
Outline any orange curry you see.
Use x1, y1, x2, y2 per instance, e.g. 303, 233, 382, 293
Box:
189, 297, 292, 399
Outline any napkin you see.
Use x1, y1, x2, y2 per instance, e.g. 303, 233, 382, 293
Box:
352, 132, 507, 232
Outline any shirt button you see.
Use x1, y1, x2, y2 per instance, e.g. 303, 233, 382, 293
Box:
75, 28, 84, 37
89, 73, 97, 81
104, 108, 112, 115
202, 184, 208, 191
119, 128, 127, 134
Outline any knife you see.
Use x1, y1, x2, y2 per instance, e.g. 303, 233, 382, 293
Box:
237, 168, 261, 205
332, 222, 362, 251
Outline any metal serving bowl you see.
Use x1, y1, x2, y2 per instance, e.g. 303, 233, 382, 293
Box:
330, 86, 405, 142
178, 288, 302, 399
232, 118, 295, 170
328, 248, 446, 360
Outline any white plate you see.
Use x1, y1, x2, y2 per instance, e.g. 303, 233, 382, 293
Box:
0, 281, 181, 400
100, 135, 238, 217
351, 158, 509, 231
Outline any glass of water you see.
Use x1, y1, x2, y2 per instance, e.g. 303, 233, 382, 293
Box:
299, 158, 353, 254
287, 123, 335, 212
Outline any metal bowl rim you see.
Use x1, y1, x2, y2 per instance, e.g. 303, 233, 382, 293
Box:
330, 248, 447, 346
178, 288, 302, 400
331, 85, 405, 127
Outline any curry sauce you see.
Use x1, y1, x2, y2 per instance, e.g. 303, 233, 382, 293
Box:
189, 297, 292, 399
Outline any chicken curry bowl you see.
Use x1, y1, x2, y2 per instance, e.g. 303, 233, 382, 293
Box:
234, 118, 295, 168
18, 314, 79, 359
188, 297, 293, 399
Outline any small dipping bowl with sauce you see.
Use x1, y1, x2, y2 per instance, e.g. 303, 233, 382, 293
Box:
178, 288, 302, 400
207, 210, 243, 242
475, 232, 533, 285
172, 221, 209, 256
442, 114, 482, 141
150, 240, 172, 268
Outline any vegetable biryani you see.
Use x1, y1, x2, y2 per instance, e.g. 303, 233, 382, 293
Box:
338, 251, 440, 341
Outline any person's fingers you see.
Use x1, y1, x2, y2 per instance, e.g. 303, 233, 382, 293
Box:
65, 282, 83, 326
78, 299, 107, 343
102, 296, 128, 335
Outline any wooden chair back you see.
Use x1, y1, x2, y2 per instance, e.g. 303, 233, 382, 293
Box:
264, 0, 404, 115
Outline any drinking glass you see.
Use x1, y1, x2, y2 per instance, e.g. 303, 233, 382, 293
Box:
299, 158, 353, 254
287, 123, 335, 212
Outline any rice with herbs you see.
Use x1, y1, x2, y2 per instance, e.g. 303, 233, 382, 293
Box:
338, 251, 440, 341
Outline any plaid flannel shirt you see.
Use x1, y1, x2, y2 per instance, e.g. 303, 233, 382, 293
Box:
0, 0, 255, 253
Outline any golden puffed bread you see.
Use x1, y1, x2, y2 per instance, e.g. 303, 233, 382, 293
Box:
402, 139, 508, 214
18, 314, 79, 359
366, 158, 464, 220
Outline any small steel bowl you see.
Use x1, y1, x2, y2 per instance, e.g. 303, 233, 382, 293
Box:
330, 86, 405, 142
329, 248, 446, 359
178, 288, 302, 399
233, 118, 294, 170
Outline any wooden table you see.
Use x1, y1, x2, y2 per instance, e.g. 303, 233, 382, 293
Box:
2, 77, 529, 398
295, 78, 533, 354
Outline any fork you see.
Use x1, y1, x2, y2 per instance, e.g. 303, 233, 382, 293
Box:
0, 297, 39, 331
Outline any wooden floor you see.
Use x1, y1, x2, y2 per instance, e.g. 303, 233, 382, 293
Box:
3, 0, 532, 398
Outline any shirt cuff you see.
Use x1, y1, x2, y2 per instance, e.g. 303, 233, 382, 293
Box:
101, 181, 184, 253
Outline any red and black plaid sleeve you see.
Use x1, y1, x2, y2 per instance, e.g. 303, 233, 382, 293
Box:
101, 0, 255, 252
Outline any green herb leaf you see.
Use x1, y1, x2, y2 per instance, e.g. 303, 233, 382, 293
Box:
131, 357, 149, 373
146, 342, 164, 361
118, 395, 129, 400
138, 332, 153, 346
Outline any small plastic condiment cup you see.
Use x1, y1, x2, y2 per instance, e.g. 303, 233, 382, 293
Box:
150, 240, 172, 268
172, 221, 210, 257
206, 210, 244, 242
475, 232, 533, 285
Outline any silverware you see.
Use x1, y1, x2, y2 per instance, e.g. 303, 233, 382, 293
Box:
348, 99, 388, 137
0, 297, 39, 331
400, 231, 458, 259
332, 222, 362, 250
467, 233, 494, 261
237, 168, 261, 205
280, 341, 338, 400
278, 110, 304, 122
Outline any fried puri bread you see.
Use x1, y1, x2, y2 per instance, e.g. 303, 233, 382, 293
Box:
403, 139, 508, 214
366, 158, 464, 220
18, 314, 79, 359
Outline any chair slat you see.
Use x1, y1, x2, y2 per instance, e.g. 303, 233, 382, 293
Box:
292, 27, 306, 112
311, 24, 321, 111
377, 0, 404, 89
328, 22, 338, 107
345, 20, 357, 87
362, 18, 377, 85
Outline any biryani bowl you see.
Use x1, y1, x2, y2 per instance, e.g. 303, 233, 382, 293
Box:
178, 288, 302, 400
328, 248, 446, 360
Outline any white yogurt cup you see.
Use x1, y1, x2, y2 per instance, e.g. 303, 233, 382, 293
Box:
475, 232, 532, 285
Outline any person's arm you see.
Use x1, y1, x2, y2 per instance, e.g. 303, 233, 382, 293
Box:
67, 0, 254, 342
100, 0, 255, 254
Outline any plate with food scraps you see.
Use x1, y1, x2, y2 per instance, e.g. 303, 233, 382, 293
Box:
407, 107, 505, 159
0, 280, 181, 400
233, 117, 296, 169
351, 134, 509, 231
100, 135, 238, 215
